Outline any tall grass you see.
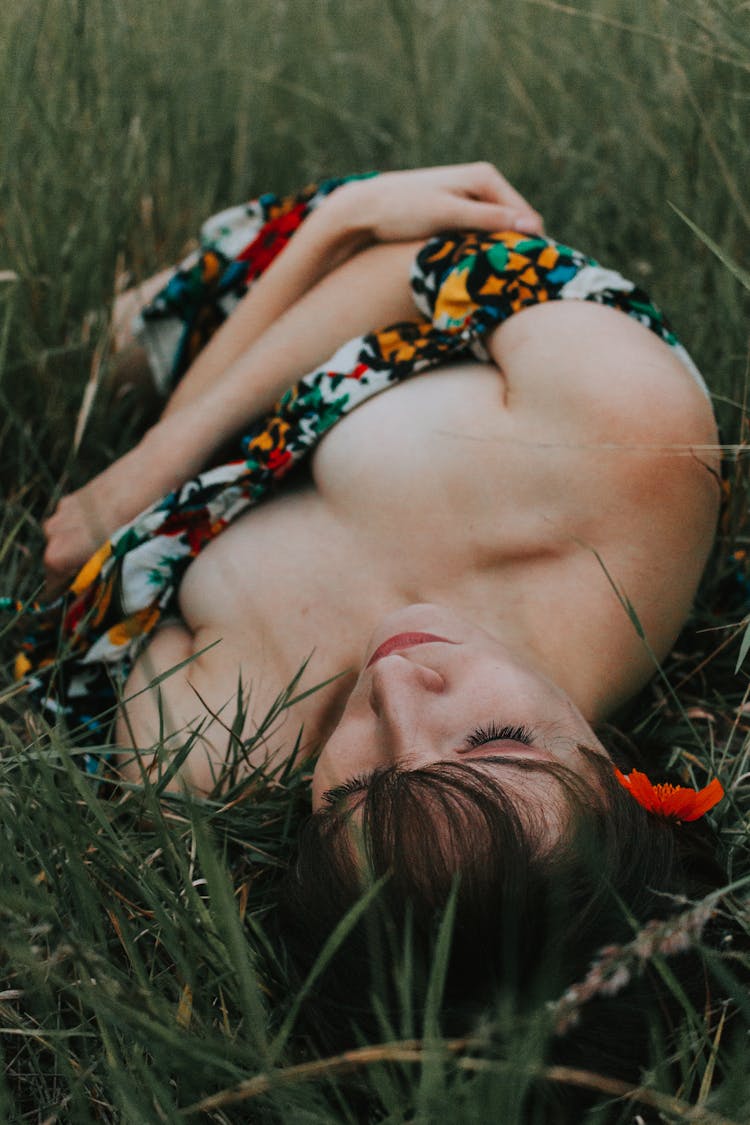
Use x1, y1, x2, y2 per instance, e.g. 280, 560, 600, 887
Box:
1, 0, 749, 1120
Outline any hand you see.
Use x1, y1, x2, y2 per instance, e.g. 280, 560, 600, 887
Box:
332, 162, 544, 244
42, 432, 180, 596
43, 484, 114, 596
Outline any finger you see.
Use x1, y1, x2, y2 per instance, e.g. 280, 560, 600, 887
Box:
42, 550, 71, 598
448, 198, 545, 235
459, 162, 538, 214
42, 572, 72, 602
43, 535, 77, 580
512, 210, 545, 236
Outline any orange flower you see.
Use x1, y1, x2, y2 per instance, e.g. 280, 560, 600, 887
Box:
614, 768, 724, 822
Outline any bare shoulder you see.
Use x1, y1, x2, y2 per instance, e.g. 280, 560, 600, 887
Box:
482, 300, 720, 684
486, 299, 720, 560
488, 299, 717, 450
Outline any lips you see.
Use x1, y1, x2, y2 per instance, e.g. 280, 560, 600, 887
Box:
366, 632, 453, 668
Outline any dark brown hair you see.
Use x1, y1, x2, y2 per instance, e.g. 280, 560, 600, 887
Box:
277, 748, 730, 1116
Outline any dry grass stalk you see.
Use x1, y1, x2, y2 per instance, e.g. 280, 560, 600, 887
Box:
550, 895, 722, 1035
181, 1037, 741, 1123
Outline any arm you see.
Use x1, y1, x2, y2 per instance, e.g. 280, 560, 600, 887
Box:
163, 163, 543, 415
44, 164, 543, 589
43, 239, 422, 591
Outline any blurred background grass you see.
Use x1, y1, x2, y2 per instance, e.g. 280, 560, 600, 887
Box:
0, 0, 749, 1120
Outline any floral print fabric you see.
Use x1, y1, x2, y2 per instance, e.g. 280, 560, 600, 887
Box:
5, 181, 705, 766
134, 174, 377, 393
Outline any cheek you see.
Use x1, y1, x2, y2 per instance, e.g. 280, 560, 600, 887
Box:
310, 754, 334, 811
468, 664, 565, 721
315, 712, 380, 776
310, 727, 361, 811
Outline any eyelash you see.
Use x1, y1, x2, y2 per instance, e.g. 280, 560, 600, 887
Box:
463, 722, 534, 749
322, 772, 373, 806
321, 725, 534, 805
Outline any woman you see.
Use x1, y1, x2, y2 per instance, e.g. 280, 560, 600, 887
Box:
40, 164, 719, 779
35, 164, 729, 1104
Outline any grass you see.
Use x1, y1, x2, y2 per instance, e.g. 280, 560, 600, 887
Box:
1, 0, 749, 1120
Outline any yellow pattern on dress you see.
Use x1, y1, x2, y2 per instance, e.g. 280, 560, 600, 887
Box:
71, 541, 113, 596
433, 267, 476, 329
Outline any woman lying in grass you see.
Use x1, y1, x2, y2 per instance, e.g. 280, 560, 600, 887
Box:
40, 164, 719, 774
35, 163, 732, 1102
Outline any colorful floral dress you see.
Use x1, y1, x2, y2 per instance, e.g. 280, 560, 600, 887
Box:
4, 176, 707, 768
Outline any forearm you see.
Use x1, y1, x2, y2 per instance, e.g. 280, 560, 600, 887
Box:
147, 237, 421, 472
162, 186, 376, 417
161, 164, 543, 418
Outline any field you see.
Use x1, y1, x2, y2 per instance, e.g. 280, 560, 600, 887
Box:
1, 0, 749, 1120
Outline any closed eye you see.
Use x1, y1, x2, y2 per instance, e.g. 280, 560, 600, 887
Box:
321, 772, 374, 807
320, 727, 536, 807
463, 722, 534, 749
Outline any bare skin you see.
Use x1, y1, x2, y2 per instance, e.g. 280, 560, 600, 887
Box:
42, 165, 720, 797
310, 606, 614, 843
44, 164, 544, 588
119, 301, 718, 793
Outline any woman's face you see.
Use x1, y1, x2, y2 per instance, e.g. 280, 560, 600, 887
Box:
312, 604, 611, 833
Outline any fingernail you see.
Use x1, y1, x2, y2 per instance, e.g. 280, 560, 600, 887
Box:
513, 213, 540, 232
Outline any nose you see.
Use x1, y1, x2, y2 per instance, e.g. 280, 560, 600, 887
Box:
367, 655, 446, 766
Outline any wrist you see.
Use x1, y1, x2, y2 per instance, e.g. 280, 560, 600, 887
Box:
312, 180, 377, 255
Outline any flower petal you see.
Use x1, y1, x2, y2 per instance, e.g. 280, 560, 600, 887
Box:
672, 778, 725, 822
614, 768, 724, 821
617, 768, 662, 813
